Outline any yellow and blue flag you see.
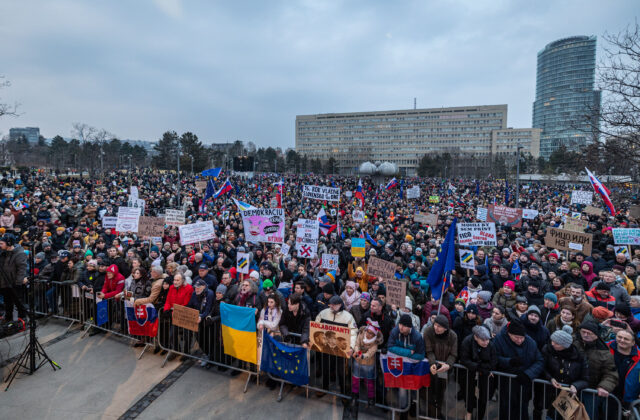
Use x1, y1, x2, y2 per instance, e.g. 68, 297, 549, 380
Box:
260, 332, 309, 386
220, 302, 257, 364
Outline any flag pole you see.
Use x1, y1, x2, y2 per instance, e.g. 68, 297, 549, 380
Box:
436, 272, 448, 316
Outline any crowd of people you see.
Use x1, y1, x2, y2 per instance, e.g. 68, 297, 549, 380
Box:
0, 168, 639, 420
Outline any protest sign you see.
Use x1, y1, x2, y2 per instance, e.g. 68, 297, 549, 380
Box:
171, 304, 200, 332
195, 180, 208, 193
564, 218, 588, 232
127, 196, 145, 211
280, 243, 290, 256
570, 191, 593, 205
321, 253, 339, 270
138, 216, 165, 238
345, 191, 353, 198
630, 205, 640, 219
102, 216, 117, 229
571, 212, 581, 219
302, 185, 340, 202
614, 245, 630, 259
164, 209, 186, 226
428, 196, 440, 204
522, 208, 539, 219
612, 228, 640, 245
295, 219, 319, 258
583, 205, 603, 216
178, 221, 215, 245
476, 207, 488, 222
545, 228, 593, 255
240, 208, 285, 244
236, 252, 250, 274
270, 198, 278, 208
457, 223, 497, 246
487, 205, 523, 228
352, 210, 365, 223
414, 212, 438, 226
309, 321, 351, 357
351, 238, 365, 258
116, 207, 141, 233
367, 256, 396, 280
556, 207, 570, 216
386, 279, 406, 310
459, 249, 475, 270
2, 187, 15, 195
406, 186, 420, 199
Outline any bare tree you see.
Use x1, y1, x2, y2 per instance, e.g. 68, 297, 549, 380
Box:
71, 122, 97, 143
0, 76, 19, 118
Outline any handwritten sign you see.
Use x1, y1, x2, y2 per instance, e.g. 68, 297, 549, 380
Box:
195, 180, 208, 193
164, 209, 186, 226
295, 219, 319, 258
171, 304, 200, 332
321, 253, 339, 270
564, 218, 588, 232
116, 207, 141, 233
414, 212, 438, 226
102, 216, 117, 229
545, 227, 593, 255
522, 208, 539, 220
352, 210, 365, 223
179, 221, 215, 245
457, 223, 497, 246
302, 185, 340, 202
612, 228, 640, 246
138, 216, 165, 238
367, 256, 396, 280
385, 279, 406, 310
571, 191, 593, 205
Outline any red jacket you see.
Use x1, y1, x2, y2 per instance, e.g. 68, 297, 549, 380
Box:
164, 283, 194, 311
102, 264, 125, 299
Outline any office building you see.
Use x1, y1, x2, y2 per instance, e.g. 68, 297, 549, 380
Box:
296, 105, 539, 176
532, 36, 601, 159
9, 127, 40, 144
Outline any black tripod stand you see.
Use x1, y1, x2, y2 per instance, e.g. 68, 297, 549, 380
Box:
4, 240, 60, 391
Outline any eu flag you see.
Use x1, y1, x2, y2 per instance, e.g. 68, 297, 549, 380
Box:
260, 332, 309, 386
426, 218, 457, 300
97, 299, 108, 326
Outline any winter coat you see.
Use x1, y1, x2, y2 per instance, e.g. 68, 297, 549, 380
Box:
353, 327, 384, 366
360, 309, 395, 347
606, 339, 640, 402
257, 306, 282, 334
453, 315, 481, 350
423, 325, 458, 366
483, 316, 508, 337
477, 302, 494, 321
349, 302, 369, 326
460, 334, 497, 375
574, 336, 618, 392
521, 314, 550, 351
557, 297, 593, 324
187, 288, 214, 321
315, 303, 358, 348
388, 325, 426, 361
421, 301, 452, 328
0, 244, 27, 288
492, 288, 517, 309
541, 344, 589, 392
279, 303, 311, 344
590, 280, 630, 305
134, 278, 164, 306
494, 328, 544, 380
581, 261, 598, 289
585, 289, 616, 312
164, 283, 194, 312
101, 265, 125, 299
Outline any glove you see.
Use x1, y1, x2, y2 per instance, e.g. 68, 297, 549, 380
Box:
509, 357, 522, 368
516, 371, 530, 385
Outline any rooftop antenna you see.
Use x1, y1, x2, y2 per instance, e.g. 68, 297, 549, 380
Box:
414, 98, 416, 110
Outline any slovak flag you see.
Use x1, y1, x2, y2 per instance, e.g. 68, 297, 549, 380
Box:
273, 178, 284, 208
380, 352, 431, 390
317, 207, 336, 235
585, 167, 616, 216
124, 301, 158, 337
213, 178, 233, 199
385, 177, 398, 190
355, 179, 365, 209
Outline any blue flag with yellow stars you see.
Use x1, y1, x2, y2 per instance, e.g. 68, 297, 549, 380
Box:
260, 331, 309, 386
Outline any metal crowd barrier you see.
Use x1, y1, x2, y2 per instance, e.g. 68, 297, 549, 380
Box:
31, 280, 88, 330
632, 399, 640, 420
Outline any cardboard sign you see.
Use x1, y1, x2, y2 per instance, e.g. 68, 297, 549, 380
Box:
629, 205, 640, 219
612, 228, 640, 245
321, 253, 339, 270
295, 219, 319, 258
367, 256, 396, 280
116, 207, 141, 233
459, 249, 475, 270
476, 207, 488, 222
545, 227, 593, 255
487, 205, 523, 228
309, 321, 351, 357
351, 238, 365, 258
102, 216, 118, 229
522, 208, 539, 219
406, 186, 420, 199
165, 209, 186, 226
195, 180, 208, 193
138, 216, 165, 238
179, 221, 216, 245
582, 206, 602, 216
386, 279, 406, 310
428, 196, 440, 204
564, 218, 588, 232
571, 191, 593, 205
171, 304, 200, 332
352, 210, 365, 223
457, 223, 497, 246
302, 185, 340, 202
236, 252, 250, 274
414, 212, 438, 226
240, 208, 285, 244
345, 191, 353, 198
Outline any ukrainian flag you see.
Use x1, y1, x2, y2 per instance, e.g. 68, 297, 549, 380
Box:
220, 302, 257, 364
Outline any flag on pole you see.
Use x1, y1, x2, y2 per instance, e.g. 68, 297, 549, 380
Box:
426, 218, 457, 300
213, 178, 233, 199
585, 167, 616, 216
273, 178, 284, 208
201, 167, 222, 178
317, 208, 336, 235
232, 198, 257, 211
220, 302, 257, 364
385, 177, 398, 190
398, 180, 404, 199
201, 179, 216, 211
380, 352, 431, 390
511, 259, 522, 280
505, 180, 509, 205
355, 179, 365, 209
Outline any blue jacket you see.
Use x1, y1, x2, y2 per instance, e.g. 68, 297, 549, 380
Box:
188, 289, 214, 321
388, 326, 425, 361
494, 328, 544, 380
606, 339, 640, 402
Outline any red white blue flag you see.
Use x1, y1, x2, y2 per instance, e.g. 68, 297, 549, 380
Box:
355, 179, 365, 209
380, 352, 431, 390
125, 301, 159, 337
585, 167, 615, 216
213, 178, 233, 199
385, 177, 398, 190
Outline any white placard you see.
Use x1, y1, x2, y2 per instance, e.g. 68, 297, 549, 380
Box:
164, 209, 186, 226
459, 249, 475, 270
130, 186, 139, 200
556, 207, 570, 216
295, 219, 319, 259
352, 210, 365, 223
613, 246, 629, 259
457, 223, 497, 246
476, 207, 488, 222
571, 191, 593, 205
102, 216, 118, 229
571, 212, 581, 219
178, 221, 215, 245
568, 242, 583, 251
321, 253, 339, 270
2, 188, 15, 195
116, 207, 141, 233
127, 196, 145, 211
302, 185, 341, 202
406, 186, 420, 199
523, 209, 539, 219
345, 191, 353, 198
280, 243, 290, 256
236, 252, 250, 274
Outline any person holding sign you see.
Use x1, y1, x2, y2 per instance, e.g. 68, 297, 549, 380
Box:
163, 273, 194, 361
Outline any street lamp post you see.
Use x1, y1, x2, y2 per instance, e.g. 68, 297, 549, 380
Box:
515, 145, 523, 208
190, 155, 194, 176
177, 142, 181, 207
128, 155, 132, 185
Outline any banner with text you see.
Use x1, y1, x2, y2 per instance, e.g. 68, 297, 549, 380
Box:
240, 208, 285, 244
179, 221, 216, 245
457, 223, 497, 246
295, 219, 319, 258
302, 185, 340, 202
487, 205, 523, 228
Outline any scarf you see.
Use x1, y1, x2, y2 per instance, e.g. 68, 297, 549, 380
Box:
363, 334, 376, 345
342, 289, 361, 309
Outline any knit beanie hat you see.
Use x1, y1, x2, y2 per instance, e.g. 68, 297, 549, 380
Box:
507, 319, 526, 336
503, 281, 515, 291
551, 325, 574, 349
472, 325, 491, 341
544, 292, 558, 304
527, 305, 541, 316
592, 306, 613, 321
262, 279, 274, 289
35, 252, 46, 260
465, 304, 479, 315
399, 314, 413, 328
470, 277, 481, 287
434, 314, 449, 329
329, 295, 343, 305
216, 284, 228, 295
360, 292, 371, 302
615, 302, 632, 318
569, 262, 580, 271
478, 291, 492, 303
322, 283, 335, 295
579, 320, 599, 335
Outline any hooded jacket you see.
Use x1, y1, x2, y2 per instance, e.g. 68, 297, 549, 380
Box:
353, 326, 384, 366
580, 261, 598, 289
388, 325, 425, 361
521, 313, 550, 351
606, 339, 640, 402
101, 264, 125, 299
164, 282, 194, 312
423, 325, 458, 366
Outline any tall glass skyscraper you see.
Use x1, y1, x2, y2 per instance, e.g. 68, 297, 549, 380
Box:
532, 36, 600, 159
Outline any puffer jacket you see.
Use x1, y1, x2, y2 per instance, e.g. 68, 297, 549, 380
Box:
315, 302, 358, 348
492, 288, 517, 309
574, 336, 618, 392
606, 339, 640, 402
541, 344, 589, 392
353, 326, 384, 366
460, 333, 497, 374
101, 264, 125, 299
388, 325, 425, 361
423, 325, 458, 366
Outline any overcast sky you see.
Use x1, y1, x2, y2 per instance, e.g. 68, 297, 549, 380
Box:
0, 1, 636, 149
